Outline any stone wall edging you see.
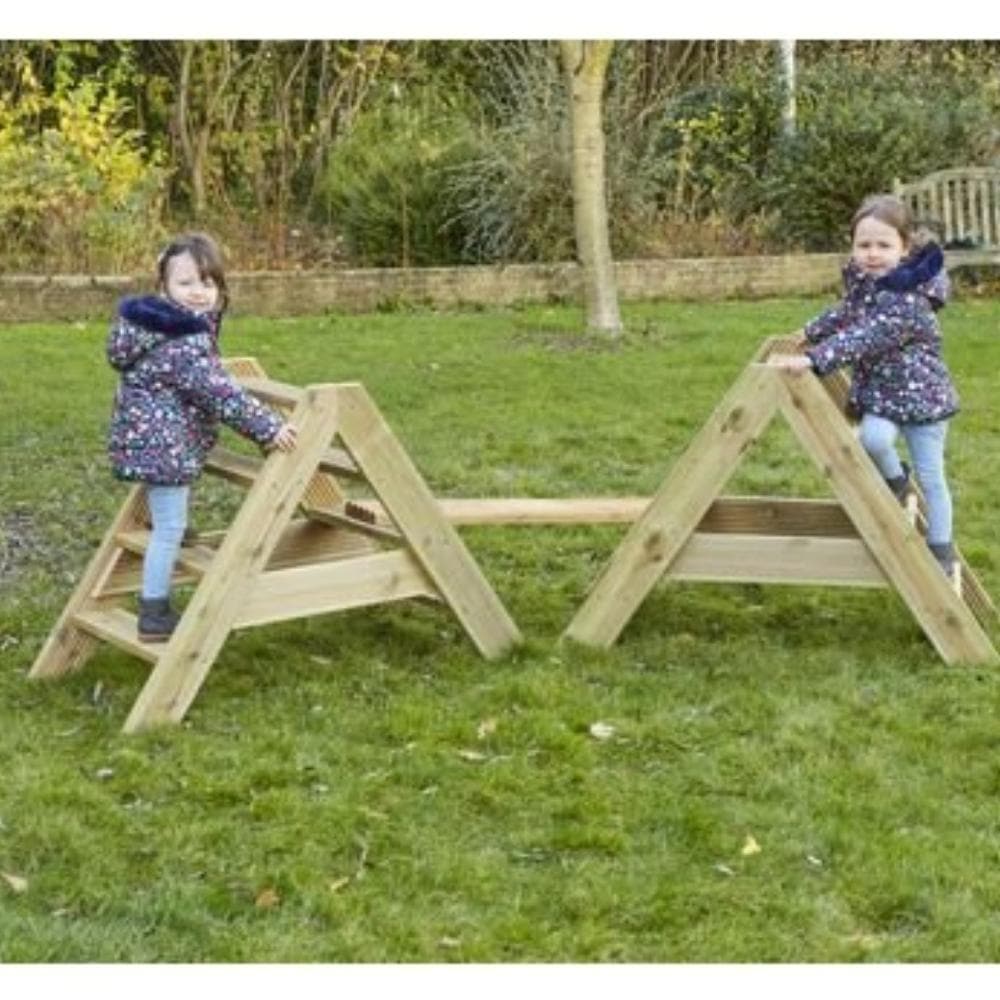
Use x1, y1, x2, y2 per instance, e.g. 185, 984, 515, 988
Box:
0, 251, 990, 323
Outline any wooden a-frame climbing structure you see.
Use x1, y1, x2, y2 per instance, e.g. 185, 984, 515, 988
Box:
30, 359, 521, 732
564, 335, 999, 666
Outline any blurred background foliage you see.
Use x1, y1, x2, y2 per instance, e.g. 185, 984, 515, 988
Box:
0, 39, 997, 272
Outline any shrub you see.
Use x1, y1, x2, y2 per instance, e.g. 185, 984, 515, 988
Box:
763, 55, 998, 250
320, 87, 477, 268
0, 59, 165, 272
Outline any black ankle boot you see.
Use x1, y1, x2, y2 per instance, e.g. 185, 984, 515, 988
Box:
884, 461, 913, 503
138, 597, 181, 642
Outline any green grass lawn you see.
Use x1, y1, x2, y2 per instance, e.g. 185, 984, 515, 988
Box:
1, 296, 1000, 962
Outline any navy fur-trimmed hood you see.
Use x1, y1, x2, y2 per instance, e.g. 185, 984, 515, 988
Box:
119, 295, 214, 335
876, 242, 949, 309
107, 296, 220, 371
842, 242, 950, 311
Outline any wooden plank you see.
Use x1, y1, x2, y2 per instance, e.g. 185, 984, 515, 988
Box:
360, 496, 651, 526
319, 446, 361, 478
993, 178, 1000, 247
774, 366, 997, 665
979, 179, 990, 244
335, 382, 521, 659
72, 607, 162, 665
123, 385, 344, 732
203, 446, 260, 487
354, 495, 858, 534
306, 505, 403, 541
237, 375, 306, 407
115, 530, 215, 576
29, 485, 149, 679
668, 533, 886, 587
564, 362, 780, 648
235, 550, 438, 628
206, 444, 360, 488
697, 497, 857, 537
942, 179, 954, 243
267, 518, 380, 568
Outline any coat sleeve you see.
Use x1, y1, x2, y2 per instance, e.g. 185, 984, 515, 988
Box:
802, 303, 850, 344
165, 339, 284, 445
805, 291, 933, 377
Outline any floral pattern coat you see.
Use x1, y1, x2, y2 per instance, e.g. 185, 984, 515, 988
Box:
804, 244, 959, 425
107, 296, 283, 485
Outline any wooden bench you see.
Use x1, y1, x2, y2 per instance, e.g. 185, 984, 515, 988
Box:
894, 167, 1000, 258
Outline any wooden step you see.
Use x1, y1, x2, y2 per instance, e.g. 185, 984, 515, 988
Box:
204, 445, 360, 486
115, 530, 215, 576
239, 375, 306, 407
71, 607, 162, 664
203, 447, 261, 487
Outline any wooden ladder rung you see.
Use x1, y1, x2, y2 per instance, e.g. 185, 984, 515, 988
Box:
204, 447, 261, 487
71, 607, 162, 664
238, 376, 306, 407
319, 446, 361, 478
115, 530, 216, 577
206, 445, 361, 485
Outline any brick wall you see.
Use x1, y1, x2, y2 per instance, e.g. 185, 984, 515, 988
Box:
2, 251, 988, 323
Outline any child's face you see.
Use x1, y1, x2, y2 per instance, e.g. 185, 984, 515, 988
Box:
851, 215, 907, 278
163, 251, 220, 313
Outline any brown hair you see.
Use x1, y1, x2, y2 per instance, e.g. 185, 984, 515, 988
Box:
850, 194, 916, 246
156, 232, 229, 311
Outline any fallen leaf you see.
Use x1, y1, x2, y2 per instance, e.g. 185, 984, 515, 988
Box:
589, 722, 616, 741
328, 877, 351, 893
477, 718, 497, 740
2, 872, 28, 893
254, 887, 281, 909
741, 834, 761, 856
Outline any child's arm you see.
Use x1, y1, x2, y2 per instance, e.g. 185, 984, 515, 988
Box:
802, 303, 847, 345
168, 341, 293, 448
805, 291, 935, 377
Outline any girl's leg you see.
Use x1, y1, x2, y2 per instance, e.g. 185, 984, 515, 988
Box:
858, 413, 905, 479
142, 484, 190, 599
902, 421, 952, 545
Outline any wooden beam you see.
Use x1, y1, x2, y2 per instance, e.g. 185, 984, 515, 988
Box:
564, 362, 779, 648
668, 533, 886, 587
335, 383, 522, 658
775, 366, 998, 665
235, 550, 437, 628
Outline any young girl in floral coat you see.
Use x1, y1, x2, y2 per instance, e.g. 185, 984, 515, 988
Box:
107, 233, 297, 641
784, 194, 960, 580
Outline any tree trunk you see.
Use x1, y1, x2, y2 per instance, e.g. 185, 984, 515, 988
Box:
776, 39, 796, 139
560, 40, 622, 337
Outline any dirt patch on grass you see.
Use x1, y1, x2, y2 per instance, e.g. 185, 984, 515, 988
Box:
0, 509, 48, 585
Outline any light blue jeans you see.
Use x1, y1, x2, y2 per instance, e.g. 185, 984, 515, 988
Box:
859, 413, 952, 544
142, 485, 190, 600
